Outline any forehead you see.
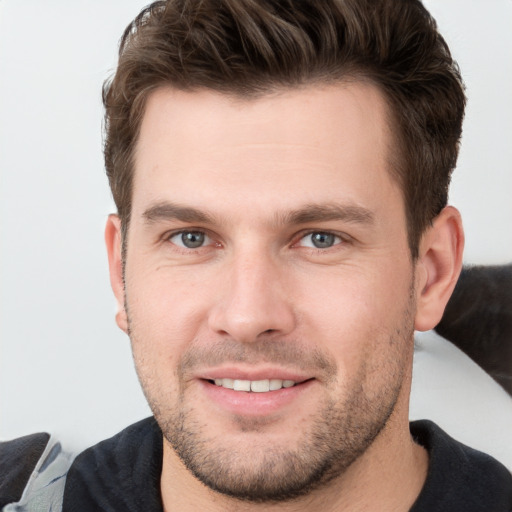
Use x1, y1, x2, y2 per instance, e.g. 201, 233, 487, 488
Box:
132, 83, 401, 223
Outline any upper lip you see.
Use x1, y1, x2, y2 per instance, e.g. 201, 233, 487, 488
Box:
197, 366, 312, 383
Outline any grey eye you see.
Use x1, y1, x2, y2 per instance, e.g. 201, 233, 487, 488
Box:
311, 232, 336, 248
170, 231, 208, 249
298, 232, 341, 249
181, 231, 205, 248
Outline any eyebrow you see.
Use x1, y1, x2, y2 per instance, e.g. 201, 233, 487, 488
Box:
142, 201, 374, 227
143, 202, 216, 224
279, 204, 375, 226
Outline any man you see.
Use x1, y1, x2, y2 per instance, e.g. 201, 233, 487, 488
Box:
1, 0, 511, 510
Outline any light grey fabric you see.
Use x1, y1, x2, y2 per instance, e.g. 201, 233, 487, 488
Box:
2, 437, 74, 512
411, 330, 512, 472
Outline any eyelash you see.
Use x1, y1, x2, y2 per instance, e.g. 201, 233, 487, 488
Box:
294, 230, 344, 247
162, 229, 349, 253
164, 229, 219, 252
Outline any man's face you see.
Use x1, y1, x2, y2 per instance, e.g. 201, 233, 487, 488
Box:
118, 83, 418, 501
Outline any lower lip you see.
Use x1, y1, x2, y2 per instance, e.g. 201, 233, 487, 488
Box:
199, 379, 314, 416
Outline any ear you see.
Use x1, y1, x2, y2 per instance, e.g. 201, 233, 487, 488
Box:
105, 214, 128, 334
414, 206, 464, 332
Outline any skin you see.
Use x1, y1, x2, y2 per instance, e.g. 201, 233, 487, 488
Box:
106, 83, 464, 511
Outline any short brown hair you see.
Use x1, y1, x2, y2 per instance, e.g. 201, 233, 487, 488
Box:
103, 0, 465, 258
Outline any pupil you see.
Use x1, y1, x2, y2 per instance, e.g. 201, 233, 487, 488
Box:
312, 232, 334, 248
182, 232, 204, 248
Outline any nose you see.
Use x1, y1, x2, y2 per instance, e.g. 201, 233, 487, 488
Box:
208, 250, 296, 343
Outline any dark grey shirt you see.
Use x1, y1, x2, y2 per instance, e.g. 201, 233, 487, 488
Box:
2, 417, 511, 511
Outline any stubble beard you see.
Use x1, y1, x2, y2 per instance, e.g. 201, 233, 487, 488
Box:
158, 378, 403, 503
128, 299, 415, 503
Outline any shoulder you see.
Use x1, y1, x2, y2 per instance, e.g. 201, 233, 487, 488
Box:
410, 420, 512, 512
66, 416, 162, 478
63, 417, 163, 511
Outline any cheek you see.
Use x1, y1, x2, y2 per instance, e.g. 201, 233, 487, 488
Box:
299, 267, 390, 329
125, 266, 212, 362
298, 266, 413, 373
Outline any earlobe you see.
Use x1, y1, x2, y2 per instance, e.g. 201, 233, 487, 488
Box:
105, 214, 129, 334
414, 206, 464, 332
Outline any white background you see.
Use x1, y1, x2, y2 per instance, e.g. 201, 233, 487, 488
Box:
1, 1, 511, 451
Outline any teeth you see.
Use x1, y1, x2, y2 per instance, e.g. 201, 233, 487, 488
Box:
213, 378, 297, 392
233, 379, 251, 392
269, 379, 283, 391
251, 380, 270, 393
215, 378, 233, 389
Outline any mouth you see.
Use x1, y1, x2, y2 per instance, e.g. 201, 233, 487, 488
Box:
209, 378, 299, 393
198, 373, 315, 417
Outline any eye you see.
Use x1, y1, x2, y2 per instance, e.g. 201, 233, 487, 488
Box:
297, 231, 342, 249
169, 231, 212, 249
